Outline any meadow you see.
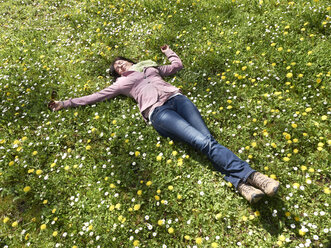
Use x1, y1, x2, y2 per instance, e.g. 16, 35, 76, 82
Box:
0, 0, 330, 247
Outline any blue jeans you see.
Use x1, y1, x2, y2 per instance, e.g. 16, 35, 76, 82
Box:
150, 95, 255, 189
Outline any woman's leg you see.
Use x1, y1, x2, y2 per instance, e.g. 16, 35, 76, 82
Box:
150, 96, 255, 189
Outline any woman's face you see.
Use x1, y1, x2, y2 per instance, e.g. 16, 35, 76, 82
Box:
114, 60, 133, 75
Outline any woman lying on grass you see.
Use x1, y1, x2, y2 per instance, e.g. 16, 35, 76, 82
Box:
48, 45, 279, 203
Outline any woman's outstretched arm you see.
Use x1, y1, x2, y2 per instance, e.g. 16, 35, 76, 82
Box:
157, 45, 183, 77
48, 84, 121, 111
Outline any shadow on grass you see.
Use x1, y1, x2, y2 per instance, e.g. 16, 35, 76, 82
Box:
251, 195, 286, 236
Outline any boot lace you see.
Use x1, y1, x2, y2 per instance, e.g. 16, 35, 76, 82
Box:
252, 173, 271, 189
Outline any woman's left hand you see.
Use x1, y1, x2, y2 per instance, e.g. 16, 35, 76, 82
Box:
48, 100, 64, 111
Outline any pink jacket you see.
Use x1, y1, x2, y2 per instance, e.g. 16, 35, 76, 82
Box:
62, 49, 183, 121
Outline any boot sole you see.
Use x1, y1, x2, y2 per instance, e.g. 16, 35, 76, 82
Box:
251, 193, 265, 203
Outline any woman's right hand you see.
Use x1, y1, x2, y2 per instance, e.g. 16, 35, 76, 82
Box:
48, 100, 64, 111
161, 44, 170, 53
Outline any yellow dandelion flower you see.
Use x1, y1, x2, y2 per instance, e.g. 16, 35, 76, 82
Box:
304, 107, 312, 113
286, 72, 293, 78
168, 185, 174, 190
215, 213, 222, 220
324, 188, 330, 194
177, 194, 182, 200
52, 231, 58, 237
299, 229, 306, 236
12, 221, 18, 227
157, 220, 164, 225
293, 183, 300, 188
285, 134, 291, 140
40, 224, 47, 230
137, 190, 142, 196
3, 217, 10, 223
23, 186, 31, 193
155, 195, 160, 200
242, 216, 248, 221
278, 235, 286, 241
291, 123, 297, 128
36, 169, 43, 175
184, 235, 191, 240
211, 242, 219, 248
133, 240, 140, 246
318, 142, 324, 147
196, 237, 203, 245
146, 181, 152, 186
133, 204, 141, 211
32, 151, 38, 156
9, 161, 14, 166
168, 227, 174, 234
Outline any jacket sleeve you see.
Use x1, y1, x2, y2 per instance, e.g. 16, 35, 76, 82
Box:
62, 83, 121, 108
157, 49, 183, 77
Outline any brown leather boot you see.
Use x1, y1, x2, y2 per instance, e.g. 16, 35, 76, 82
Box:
247, 172, 280, 196
237, 182, 265, 203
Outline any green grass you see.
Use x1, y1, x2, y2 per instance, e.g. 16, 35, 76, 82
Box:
0, 0, 330, 247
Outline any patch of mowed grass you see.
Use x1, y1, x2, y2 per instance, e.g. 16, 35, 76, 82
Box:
0, 0, 330, 247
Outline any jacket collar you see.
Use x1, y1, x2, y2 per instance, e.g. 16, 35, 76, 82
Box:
122, 71, 136, 77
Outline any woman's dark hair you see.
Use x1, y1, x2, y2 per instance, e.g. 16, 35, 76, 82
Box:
109, 56, 136, 80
